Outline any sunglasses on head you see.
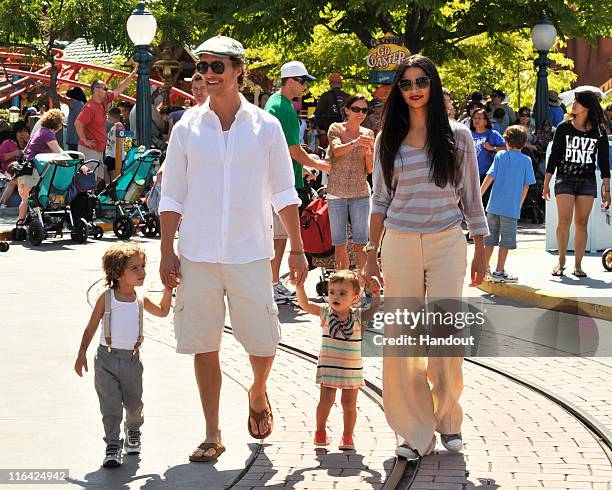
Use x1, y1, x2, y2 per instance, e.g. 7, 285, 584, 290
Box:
349, 106, 368, 114
398, 76, 431, 91
196, 60, 226, 75
292, 77, 307, 85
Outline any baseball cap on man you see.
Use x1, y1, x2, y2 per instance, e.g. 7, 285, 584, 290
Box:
280, 61, 315, 81
194, 35, 245, 59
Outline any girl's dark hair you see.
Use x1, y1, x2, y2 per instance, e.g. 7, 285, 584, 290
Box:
378, 55, 458, 191
469, 108, 493, 131
574, 90, 606, 136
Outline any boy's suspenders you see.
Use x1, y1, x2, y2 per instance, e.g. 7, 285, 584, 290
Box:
103, 289, 144, 354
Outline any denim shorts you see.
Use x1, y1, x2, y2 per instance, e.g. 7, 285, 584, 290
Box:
484, 213, 517, 249
554, 174, 597, 197
327, 196, 370, 245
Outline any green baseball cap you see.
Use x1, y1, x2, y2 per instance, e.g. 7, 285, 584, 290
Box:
194, 35, 245, 59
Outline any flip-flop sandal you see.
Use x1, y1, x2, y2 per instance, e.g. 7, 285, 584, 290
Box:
248, 390, 274, 440
551, 265, 566, 276
189, 442, 225, 462
573, 269, 587, 277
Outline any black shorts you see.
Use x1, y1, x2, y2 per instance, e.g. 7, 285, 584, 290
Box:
554, 174, 597, 197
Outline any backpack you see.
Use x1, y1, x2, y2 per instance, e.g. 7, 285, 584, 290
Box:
300, 197, 334, 257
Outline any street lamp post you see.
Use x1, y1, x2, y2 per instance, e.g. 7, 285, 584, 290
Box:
127, 1, 157, 148
531, 16, 557, 131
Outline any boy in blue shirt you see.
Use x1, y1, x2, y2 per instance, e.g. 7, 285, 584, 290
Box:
480, 125, 536, 282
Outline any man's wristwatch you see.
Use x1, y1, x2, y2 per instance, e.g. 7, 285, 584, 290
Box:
364, 241, 378, 254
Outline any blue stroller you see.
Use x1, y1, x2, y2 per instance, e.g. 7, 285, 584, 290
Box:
95, 147, 162, 240
22, 152, 94, 246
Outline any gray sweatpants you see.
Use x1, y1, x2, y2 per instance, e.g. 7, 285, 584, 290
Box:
94, 345, 144, 446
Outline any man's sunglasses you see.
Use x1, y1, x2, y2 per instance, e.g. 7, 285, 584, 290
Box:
398, 76, 431, 91
196, 61, 226, 75
349, 106, 368, 114
93, 85, 108, 91
292, 77, 307, 85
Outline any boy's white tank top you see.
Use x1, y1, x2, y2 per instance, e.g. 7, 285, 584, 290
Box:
99, 290, 140, 350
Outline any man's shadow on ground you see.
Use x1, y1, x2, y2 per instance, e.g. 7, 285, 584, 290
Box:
66, 443, 260, 489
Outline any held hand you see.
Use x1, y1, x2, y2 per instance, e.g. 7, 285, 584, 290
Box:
542, 185, 551, 201
74, 354, 88, 377
368, 276, 382, 297
160, 249, 181, 288
602, 191, 611, 210
469, 250, 487, 287
288, 253, 308, 286
364, 255, 384, 289
482, 142, 494, 152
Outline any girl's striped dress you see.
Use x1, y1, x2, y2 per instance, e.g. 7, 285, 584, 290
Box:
316, 305, 364, 389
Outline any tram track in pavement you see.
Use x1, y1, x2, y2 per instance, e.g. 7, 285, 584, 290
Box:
240, 319, 612, 490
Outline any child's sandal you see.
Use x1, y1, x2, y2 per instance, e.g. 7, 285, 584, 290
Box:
339, 435, 355, 450
314, 430, 330, 446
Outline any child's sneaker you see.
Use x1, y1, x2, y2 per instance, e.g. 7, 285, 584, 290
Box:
314, 430, 330, 446
339, 435, 355, 450
124, 429, 141, 454
102, 444, 122, 468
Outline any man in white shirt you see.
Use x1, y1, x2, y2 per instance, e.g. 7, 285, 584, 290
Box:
158, 35, 308, 463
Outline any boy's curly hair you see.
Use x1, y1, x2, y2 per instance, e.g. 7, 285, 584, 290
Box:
328, 269, 361, 295
102, 242, 146, 289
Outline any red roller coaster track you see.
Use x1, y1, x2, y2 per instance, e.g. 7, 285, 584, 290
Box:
0, 47, 195, 106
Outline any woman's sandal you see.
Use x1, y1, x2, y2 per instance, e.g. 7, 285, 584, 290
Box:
551, 264, 566, 276
189, 441, 226, 462
247, 390, 274, 440
573, 269, 587, 278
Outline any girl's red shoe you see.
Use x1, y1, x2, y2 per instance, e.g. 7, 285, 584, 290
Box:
314, 430, 330, 446
339, 435, 355, 450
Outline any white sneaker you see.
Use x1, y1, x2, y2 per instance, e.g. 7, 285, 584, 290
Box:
0, 204, 6, 209
441, 433, 463, 452
500, 270, 518, 283
274, 282, 295, 297
124, 429, 141, 454
102, 444, 122, 468
273, 285, 292, 304
491, 271, 505, 283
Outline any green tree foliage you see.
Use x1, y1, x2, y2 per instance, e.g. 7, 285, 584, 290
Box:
193, 0, 611, 57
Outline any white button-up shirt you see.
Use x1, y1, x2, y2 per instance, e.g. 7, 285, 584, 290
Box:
159, 95, 300, 264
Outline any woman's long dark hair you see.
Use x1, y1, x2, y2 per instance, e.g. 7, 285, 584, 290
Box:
378, 55, 458, 191
574, 90, 606, 137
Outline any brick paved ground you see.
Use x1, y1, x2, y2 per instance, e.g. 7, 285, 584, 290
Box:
143, 288, 612, 489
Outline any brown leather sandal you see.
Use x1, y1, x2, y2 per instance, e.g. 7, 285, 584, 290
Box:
248, 390, 274, 439
189, 442, 226, 462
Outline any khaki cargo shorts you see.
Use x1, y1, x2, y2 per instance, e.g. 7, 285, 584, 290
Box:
272, 207, 288, 240
173, 257, 281, 356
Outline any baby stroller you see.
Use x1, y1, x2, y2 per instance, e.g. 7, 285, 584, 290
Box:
95, 147, 162, 240
300, 186, 357, 296
19, 151, 92, 246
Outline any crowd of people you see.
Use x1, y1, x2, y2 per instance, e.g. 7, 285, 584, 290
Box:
0, 32, 610, 471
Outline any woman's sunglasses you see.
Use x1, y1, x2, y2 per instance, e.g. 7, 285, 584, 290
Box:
196, 61, 226, 75
520, 113, 531, 118
349, 106, 368, 114
398, 76, 431, 91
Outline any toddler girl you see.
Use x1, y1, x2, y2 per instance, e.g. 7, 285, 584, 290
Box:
296, 270, 380, 450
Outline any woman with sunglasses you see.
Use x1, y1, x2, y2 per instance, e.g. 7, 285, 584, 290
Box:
543, 89, 610, 277
364, 55, 488, 459
326, 94, 375, 271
